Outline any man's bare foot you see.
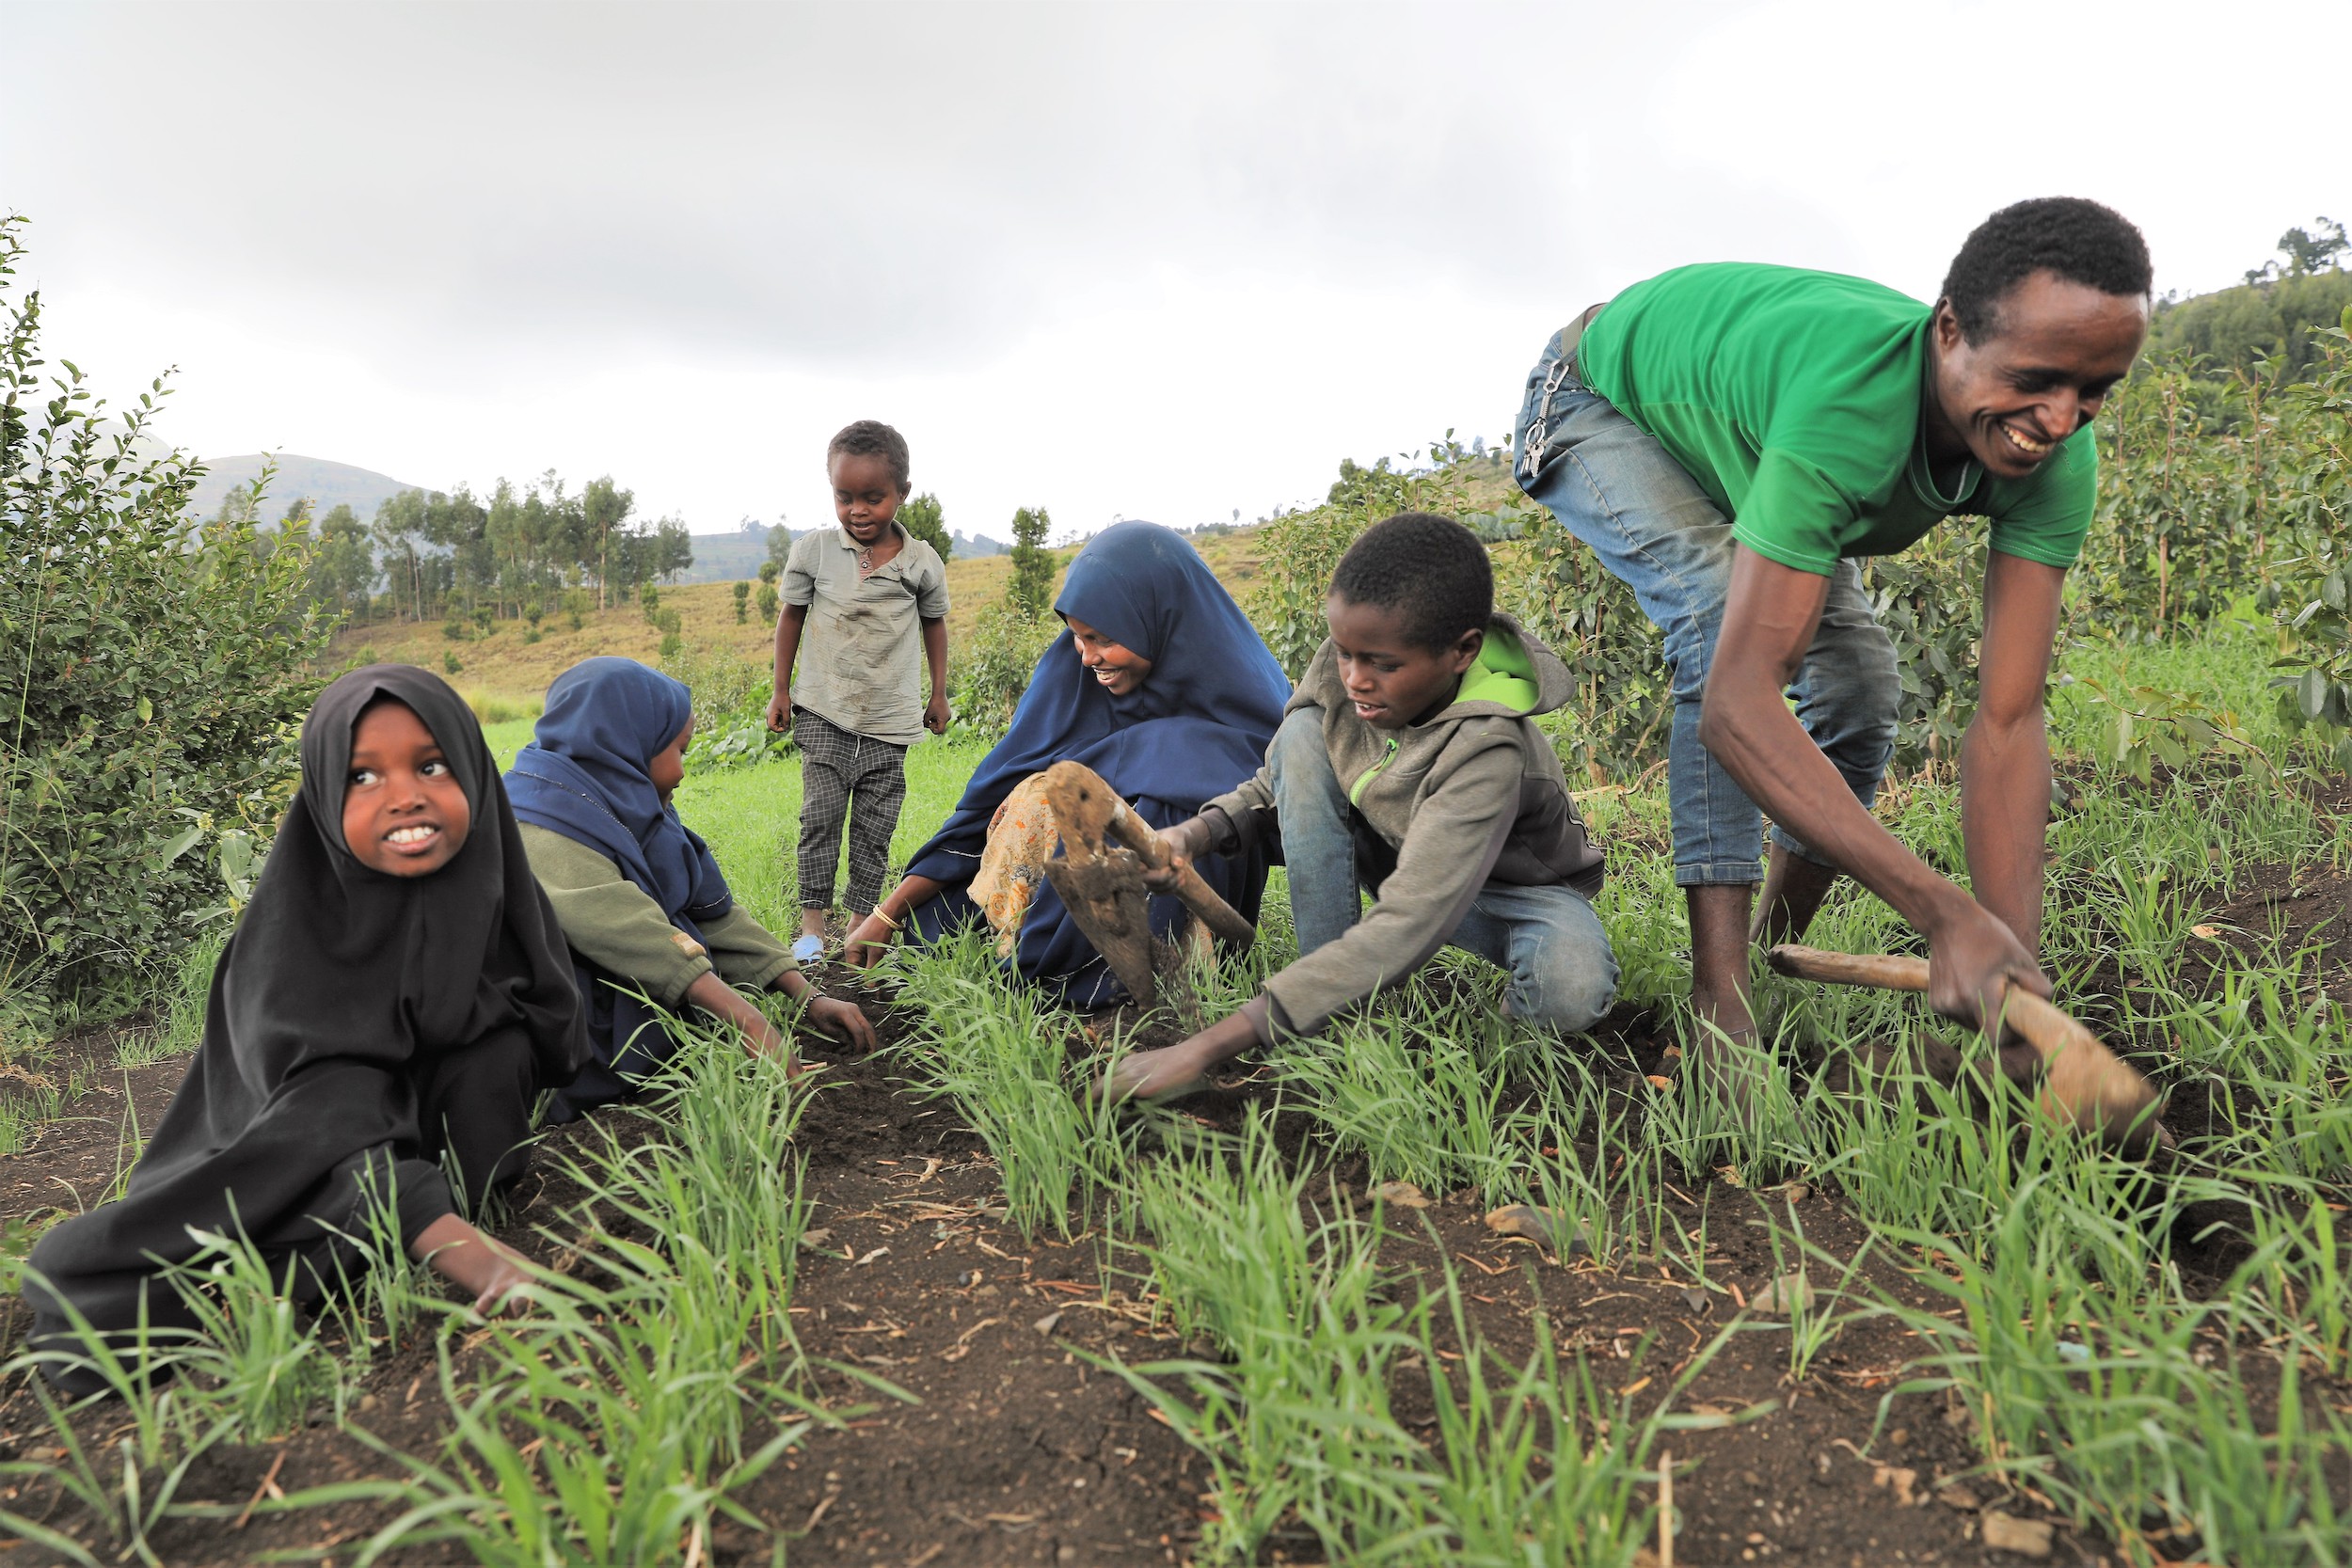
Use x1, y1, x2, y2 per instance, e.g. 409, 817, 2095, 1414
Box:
1752, 847, 1840, 948
1098, 1044, 1216, 1103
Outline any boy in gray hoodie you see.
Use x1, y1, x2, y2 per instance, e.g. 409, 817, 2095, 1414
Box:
1106, 512, 1616, 1101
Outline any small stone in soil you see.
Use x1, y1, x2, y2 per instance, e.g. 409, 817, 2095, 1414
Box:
1979, 1511, 2055, 1557
1485, 1203, 1593, 1255
1748, 1272, 1815, 1314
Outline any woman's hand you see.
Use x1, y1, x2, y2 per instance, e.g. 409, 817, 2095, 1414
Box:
806, 995, 879, 1051
410, 1213, 535, 1317
842, 911, 898, 969
843, 876, 942, 967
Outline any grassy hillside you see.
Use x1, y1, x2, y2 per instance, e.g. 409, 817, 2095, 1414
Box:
319, 481, 1491, 712
322, 543, 1094, 710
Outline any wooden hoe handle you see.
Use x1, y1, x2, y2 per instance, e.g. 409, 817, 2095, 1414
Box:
1041, 761, 1256, 945
1765, 943, 2164, 1150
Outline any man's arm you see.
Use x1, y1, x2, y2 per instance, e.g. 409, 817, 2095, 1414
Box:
1697, 545, 2049, 1029
1961, 551, 2064, 954
921, 615, 950, 733
766, 604, 806, 731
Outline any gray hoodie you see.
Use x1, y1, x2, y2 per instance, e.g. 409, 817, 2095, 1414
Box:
1197, 613, 1604, 1039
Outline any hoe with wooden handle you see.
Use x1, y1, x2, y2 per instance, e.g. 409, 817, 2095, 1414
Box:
1040, 760, 1256, 1009
1765, 943, 2171, 1157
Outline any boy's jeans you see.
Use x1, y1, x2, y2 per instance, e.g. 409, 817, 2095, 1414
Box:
1267, 710, 1617, 1032
1511, 328, 1901, 886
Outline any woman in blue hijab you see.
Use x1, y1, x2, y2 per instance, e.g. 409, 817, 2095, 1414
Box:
844, 522, 1292, 1006
506, 657, 875, 1117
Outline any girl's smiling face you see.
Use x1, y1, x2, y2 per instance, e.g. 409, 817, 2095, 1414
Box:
342, 699, 471, 876
1064, 614, 1153, 696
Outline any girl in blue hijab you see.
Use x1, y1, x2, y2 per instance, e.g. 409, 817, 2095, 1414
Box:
844, 523, 1291, 1006
506, 657, 874, 1117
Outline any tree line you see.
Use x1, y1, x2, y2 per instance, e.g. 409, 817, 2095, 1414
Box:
223, 472, 694, 628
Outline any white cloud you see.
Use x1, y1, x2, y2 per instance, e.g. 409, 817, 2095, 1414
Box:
5, 0, 2343, 542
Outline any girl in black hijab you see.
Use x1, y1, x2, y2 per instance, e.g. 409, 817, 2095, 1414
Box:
22, 666, 588, 1392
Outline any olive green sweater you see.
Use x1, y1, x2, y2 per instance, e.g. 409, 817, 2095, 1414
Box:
1198, 614, 1603, 1040
518, 824, 796, 1004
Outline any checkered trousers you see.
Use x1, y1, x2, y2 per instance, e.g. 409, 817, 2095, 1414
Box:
791, 706, 909, 913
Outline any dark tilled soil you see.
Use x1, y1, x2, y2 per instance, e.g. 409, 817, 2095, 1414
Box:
5, 906, 2348, 1567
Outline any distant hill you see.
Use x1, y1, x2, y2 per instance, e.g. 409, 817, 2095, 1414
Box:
666, 525, 1010, 584
671, 531, 774, 585
189, 453, 423, 524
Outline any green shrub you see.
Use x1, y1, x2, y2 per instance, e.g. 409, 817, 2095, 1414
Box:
662, 642, 789, 769
1511, 512, 1669, 779
755, 582, 779, 626
2266, 320, 2352, 768
1, 215, 328, 1008
1007, 506, 1056, 615
899, 491, 953, 562
950, 596, 1059, 736
1244, 444, 1499, 683
443, 651, 462, 676
731, 580, 750, 624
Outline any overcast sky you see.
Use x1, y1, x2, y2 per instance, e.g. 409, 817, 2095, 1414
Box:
6, 2, 2344, 542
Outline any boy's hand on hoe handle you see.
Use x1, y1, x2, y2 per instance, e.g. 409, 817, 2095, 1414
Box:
1140, 818, 1214, 895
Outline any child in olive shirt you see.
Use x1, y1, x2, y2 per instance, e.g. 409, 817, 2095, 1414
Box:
1105, 513, 1614, 1101
765, 420, 951, 962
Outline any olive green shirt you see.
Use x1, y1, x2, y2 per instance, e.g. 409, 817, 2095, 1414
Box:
518, 824, 795, 1005
782, 522, 951, 744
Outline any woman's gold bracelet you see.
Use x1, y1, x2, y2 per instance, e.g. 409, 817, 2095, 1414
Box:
868, 908, 903, 932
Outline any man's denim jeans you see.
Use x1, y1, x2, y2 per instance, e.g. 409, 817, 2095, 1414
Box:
1267, 710, 1617, 1032
1512, 329, 1900, 886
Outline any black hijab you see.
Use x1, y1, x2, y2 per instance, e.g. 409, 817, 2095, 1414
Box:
24, 665, 587, 1354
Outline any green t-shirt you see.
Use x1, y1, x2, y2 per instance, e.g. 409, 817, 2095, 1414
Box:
1574, 262, 2097, 578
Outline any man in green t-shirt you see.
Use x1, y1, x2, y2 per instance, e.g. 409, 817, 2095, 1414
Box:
1511, 197, 2151, 1080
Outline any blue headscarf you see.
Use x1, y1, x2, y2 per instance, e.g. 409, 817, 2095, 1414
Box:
909, 522, 1291, 883
905, 524, 1290, 1003
504, 657, 733, 938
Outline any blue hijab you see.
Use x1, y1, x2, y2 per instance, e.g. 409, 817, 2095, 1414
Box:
905, 524, 1290, 1004
909, 522, 1291, 883
505, 657, 733, 939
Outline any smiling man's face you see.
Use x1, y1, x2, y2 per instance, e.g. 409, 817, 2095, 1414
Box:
1928, 269, 2148, 481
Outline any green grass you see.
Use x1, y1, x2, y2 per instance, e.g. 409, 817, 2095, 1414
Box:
7, 621, 2350, 1565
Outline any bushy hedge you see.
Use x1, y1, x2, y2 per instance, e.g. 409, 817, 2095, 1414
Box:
2, 216, 328, 1014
